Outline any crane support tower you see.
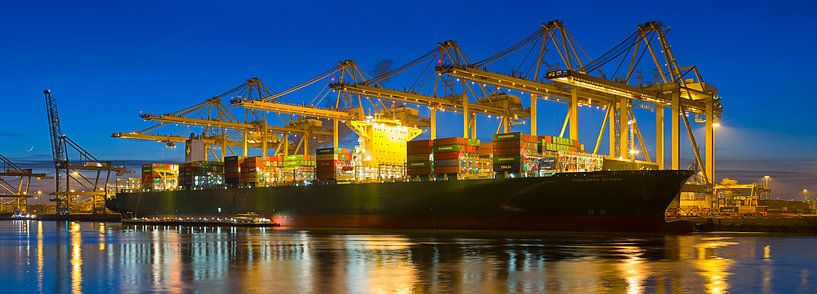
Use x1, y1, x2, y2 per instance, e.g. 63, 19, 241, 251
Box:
44, 90, 126, 215
0, 154, 46, 214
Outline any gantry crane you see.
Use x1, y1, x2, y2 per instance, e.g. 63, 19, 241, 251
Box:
435, 20, 588, 139
438, 19, 664, 158
545, 21, 721, 184
235, 60, 378, 148
434, 20, 718, 173
233, 60, 423, 179
329, 41, 530, 139
114, 78, 333, 160
0, 154, 46, 214
429, 19, 721, 201
45, 90, 126, 215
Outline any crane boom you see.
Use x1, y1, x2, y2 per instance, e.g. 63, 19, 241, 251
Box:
329, 83, 529, 118
139, 114, 333, 136
44, 90, 65, 168
236, 100, 357, 121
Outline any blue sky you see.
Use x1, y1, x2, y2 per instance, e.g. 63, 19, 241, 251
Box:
1, 0, 816, 198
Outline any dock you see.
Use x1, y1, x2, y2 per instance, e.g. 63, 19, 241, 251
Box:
684, 215, 817, 233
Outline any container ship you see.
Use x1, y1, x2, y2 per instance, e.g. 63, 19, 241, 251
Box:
107, 131, 693, 232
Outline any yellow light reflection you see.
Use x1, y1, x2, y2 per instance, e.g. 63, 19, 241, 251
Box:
99, 223, 106, 251
617, 246, 647, 294
346, 235, 417, 294
763, 244, 771, 260
70, 222, 83, 294
693, 237, 736, 294
37, 221, 43, 293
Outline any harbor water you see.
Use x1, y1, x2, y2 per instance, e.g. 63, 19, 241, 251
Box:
1, 220, 815, 293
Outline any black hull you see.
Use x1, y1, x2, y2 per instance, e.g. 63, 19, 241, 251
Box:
107, 170, 693, 231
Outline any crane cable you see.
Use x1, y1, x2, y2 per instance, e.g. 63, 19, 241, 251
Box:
472, 29, 542, 67
580, 30, 640, 74
262, 65, 343, 101
365, 48, 437, 85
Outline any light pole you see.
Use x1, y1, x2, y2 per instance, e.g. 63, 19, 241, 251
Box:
803, 188, 809, 202
764, 175, 771, 199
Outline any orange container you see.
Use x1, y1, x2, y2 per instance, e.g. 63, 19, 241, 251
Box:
433, 166, 460, 174
433, 137, 468, 146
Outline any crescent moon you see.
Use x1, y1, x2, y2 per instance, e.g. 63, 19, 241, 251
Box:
26, 146, 34, 152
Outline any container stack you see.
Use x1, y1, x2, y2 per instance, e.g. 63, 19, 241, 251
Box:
538, 135, 583, 153
237, 156, 266, 187
406, 139, 434, 178
491, 132, 538, 175
315, 148, 354, 181
535, 136, 602, 172
557, 152, 603, 172
179, 161, 224, 190
476, 142, 495, 177
140, 163, 179, 191
432, 137, 480, 178
224, 156, 244, 186
282, 154, 316, 182
266, 155, 285, 183
117, 177, 142, 192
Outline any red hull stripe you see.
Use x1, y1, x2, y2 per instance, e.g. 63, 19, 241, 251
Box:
272, 215, 693, 232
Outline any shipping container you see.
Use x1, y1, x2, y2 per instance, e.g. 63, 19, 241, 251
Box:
407, 167, 433, 175
434, 159, 461, 167
407, 153, 432, 161
407, 146, 434, 155
433, 166, 460, 174
407, 139, 434, 148
433, 145, 464, 153
407, 161, 433, 168
492, 132, 530, 142
434, 137, 468, 146
433, 151, 463, 160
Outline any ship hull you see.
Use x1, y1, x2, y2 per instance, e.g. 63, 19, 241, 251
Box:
107, 170, 693, 232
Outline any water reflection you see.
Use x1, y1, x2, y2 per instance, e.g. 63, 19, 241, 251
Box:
70, 222, 82, 294
0, 222, 816, 293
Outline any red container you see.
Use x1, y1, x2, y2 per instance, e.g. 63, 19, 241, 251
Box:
434, 151, 463, 160
433, 166, 460, 174
433, 137, 468, 146
493, 147, 525, 156
407, 139, 434, 148
479, 143, 493, 156
316, 172, 336, 180
407, 153, 432, 161
407, 167, 432, 175
434, 152, 465, 161
407, 146, 433, 155
317, 160, 338, 167
243, 156, 264, 164
492, 140, 524, 149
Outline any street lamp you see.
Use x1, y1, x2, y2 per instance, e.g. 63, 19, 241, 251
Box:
804, 188, 810, 202
764, 176, 771, 199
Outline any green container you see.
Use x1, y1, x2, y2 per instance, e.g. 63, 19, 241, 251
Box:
493, 155, 523, 164
468, 138, 481, 147
492, 132, 522, 141
285, 155, 304, 161
433, 145, 463, 152
407, 161, 433, 168
316, 148, 335, 155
